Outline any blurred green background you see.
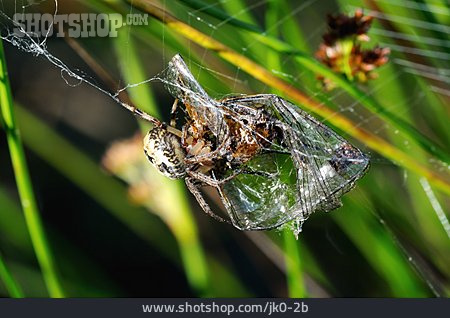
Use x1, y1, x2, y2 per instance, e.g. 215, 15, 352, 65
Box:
0, 0, 449, 297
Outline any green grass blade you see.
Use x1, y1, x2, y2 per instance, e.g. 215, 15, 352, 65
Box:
0, 251, 24, 297
0, 187, 33, 253
179, 0, 261, 32
265, 0, 305, 297
277, 0, 312, 54
283, 230, 306, 297
0, 40, 65, 298
0, 186, 123, 297
419, 178, 450, 240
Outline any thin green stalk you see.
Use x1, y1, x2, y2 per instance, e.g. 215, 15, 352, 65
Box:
265, 0, 305, 297
0, 251, 24, 297
0, 40, 64, 297
341, 39, 355, 81
283, 230, 306, 297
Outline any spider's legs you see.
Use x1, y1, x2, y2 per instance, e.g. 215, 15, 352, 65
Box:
187, 166, 278, 188
187, 169, 241, 187
185, 178, 231, 224
240, 167, 278, 178
170, 99, 179, 127
260, 148, 291, 155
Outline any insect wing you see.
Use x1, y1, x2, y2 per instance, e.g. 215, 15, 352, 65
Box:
164, 55, 225, 137
219, 151, 304, 230
219, 94, 369, 230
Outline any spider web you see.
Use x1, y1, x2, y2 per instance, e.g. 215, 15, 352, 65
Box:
0, 0, 448, 296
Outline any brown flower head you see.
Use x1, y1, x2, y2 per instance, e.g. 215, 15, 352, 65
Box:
323, 9, 373, 45
315, 9, 389, 89
360, 46, 390, 71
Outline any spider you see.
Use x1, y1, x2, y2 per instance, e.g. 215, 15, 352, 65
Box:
125, 54, 369, 231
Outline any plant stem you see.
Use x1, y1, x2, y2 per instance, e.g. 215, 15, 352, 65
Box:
0, 40, 65, 297
283, 230, 306, 297
340, 39, 355, 81
265, 0, 306, 297
0, 251, 24, 297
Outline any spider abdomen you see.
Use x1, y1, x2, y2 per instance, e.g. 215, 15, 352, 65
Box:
143, 127, 187, 179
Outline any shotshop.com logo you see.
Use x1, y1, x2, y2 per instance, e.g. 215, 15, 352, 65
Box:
12, 13, 149, 38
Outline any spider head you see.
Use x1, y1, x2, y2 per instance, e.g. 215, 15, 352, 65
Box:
143, 126, 187, 179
